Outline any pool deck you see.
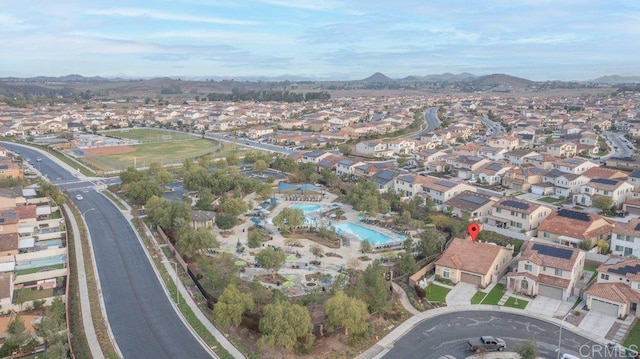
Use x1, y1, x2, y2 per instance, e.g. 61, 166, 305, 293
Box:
212, 192, 405, 291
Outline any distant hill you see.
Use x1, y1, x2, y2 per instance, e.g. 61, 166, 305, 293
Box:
472, 73, 533, 89
423, 72, 477, 82
589, 75, 640, 84
361, 72, 394, 83
1, 74, 111, 83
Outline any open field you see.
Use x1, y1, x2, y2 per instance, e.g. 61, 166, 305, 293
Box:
102, 128, 197, 143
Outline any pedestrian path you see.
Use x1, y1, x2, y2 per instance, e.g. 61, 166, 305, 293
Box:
391, 282, 421, 316
497, 292, 509, 306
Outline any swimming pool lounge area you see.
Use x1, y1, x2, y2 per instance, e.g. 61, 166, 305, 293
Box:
333, 222, 405, 247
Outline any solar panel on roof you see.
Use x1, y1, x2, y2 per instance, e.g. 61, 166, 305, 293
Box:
501, 200, 530, 210
434, 180, 456, 187
487, 163, 502, 171
462, 195, 488, 205
532, 243, 573, 260
557, 208, 590, 222
609, 264, 640, 276
592, 178, 618, 186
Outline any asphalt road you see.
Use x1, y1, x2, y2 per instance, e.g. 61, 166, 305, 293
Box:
382, 311, 617, 359
1, 142, 215, 359
479, 116, 505, 136
603, 131, 635, 158
411, 107, 441, 139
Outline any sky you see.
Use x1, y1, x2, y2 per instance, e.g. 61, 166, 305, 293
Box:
1, 0, 639, 81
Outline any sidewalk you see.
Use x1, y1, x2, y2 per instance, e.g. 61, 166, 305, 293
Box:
64, 203, 106, 359
391, 282, 421, 316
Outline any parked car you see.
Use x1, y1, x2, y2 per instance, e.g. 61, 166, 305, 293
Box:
468, 336, 506, 352
76, 194, 83, 200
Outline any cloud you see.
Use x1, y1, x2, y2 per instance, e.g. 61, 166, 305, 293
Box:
0, 13, 32, 31
255, 0, 339, 11
86, 8, 260, 26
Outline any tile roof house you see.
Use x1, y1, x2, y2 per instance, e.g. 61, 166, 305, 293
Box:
487, 197, 552, 236
434, 237, 513, 288
573, 178, 634, 209
370, 169, 403, 192
475, 162, 512, 186
443, 190, 495, 222
584, 257, 640, 318
541, 169, 589, 198
419, 176, 476, 208
506, 241, 585, 301
552, 157, 599, 175
537, 208, 614, 247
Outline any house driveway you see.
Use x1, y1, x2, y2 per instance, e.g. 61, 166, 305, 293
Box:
446, 282, 478, 306
579, 311, 617, 338
526, 296, 574, 317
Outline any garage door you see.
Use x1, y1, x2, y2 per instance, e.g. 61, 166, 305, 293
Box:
590, 298, 620, 316
538, 284, 563, 300
626, 205, 640, 215
460, 272, 482, 286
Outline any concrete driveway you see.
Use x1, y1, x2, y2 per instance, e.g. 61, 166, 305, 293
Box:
446, 282, 478, 306
527, 296, 563, 316
580, 311, 617, 338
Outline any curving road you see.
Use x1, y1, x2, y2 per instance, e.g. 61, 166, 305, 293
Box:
382, 311, 617, 359
479, 115, 505, 136
2, 142, 215, 359
411, 107, 442, 139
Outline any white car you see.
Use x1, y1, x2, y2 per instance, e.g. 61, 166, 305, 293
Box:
76, 194, 83, 200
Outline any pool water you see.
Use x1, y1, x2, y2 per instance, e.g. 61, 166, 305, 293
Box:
333, 222, 405, 245
39, 239, 63, 248
290, 204, 322, 214
16, 255, 67, 270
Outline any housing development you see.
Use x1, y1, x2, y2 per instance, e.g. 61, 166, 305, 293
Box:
2, 83, 640, 358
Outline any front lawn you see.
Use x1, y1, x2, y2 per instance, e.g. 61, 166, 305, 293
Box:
480, 283, 505, 305
471, 291, 486, 304
624, 319, 640, 348
425, 284, 451, 303
538, 196, 561, 204
584, 264, 598, 272
503, 296, 528, 309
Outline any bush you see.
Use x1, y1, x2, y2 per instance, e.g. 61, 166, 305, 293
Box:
434, 275, 454, 286
414, 285, 426, 299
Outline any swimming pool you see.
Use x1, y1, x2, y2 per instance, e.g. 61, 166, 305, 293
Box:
333, 222, 405, 245
16, 255, 67, 270
38, 239, 63, 248
290, 204, 322, 214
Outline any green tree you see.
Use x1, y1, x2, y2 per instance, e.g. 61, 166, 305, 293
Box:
398, 253, 418, 275
155, 167, 174, 185
4, 317, 32, 354
345, 181, 389, 215
252, 159, 268, 171
258, 301, 314, 351
320, 168, 340, 188
195, 190, 215, 211
597, 239, 610, 254
515, 339, 538, 359
592, 195, 614, 212
120, 166, 145, 184
310, 245, 324, 260
215, 213, 237, 231
37, 180, 66, 204
213, 284, 255, 328
177, 227, 219, 258
353, 260, 390, 314
219, 197, 248, 217
360, 240, 372, 254
196, 253, 239, 298
324, 291, 369, 338
418, 228, 443, 257
248, 230, 263, 248
256, 247, 286, 280
272, 208, 305, 234
36, 298, 68, 353
126, 178, 163, 205
146, 195, 170, 229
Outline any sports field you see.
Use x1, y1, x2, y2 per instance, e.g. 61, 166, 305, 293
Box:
81, 129, 219, 172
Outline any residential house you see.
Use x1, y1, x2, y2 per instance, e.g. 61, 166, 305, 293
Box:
584, 257, 640, 318
523, 154, 558, 170
507, 241, 585, 300
487, 197, 552, 236
610, 218, 640, 257
387, 138, 415, 155
501, 166, 545, 192
537, 208, 614, 247
370, 170, 402, 192
477, 146, 508, 161
475, 162, 511, 186
447, 156, 490, 180
354, 141, 393, 158
553, 157, 599, 175
394, 174, 431, 198
0, 160, 22, 180
504, 149, 540, 167
0, 187, 26, 208
443, 190, 495, 222
420, 177, 476, 208
573, 178, 634, 209
335, 159, 366, 178
542, 169, 589, 198
434, 237, 513, 288
301, 151, 333, 165
627, 170, 640, 189
487, 134, 520, 150
544, 141, 577, 158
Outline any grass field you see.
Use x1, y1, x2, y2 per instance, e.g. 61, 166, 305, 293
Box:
81, 128, 222, 171
471, 291, 486, 304
503, 296, 528, 309
103, 128, 197, 143
538, 196, 561, 204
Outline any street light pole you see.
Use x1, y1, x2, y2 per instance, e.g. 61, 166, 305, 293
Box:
557, 312, 571, 359
163, 260, 179, 305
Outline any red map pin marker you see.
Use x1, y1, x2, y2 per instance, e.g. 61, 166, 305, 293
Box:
467, 222, 480, 243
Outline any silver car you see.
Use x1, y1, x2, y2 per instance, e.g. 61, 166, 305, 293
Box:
438, 356, 456, 359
